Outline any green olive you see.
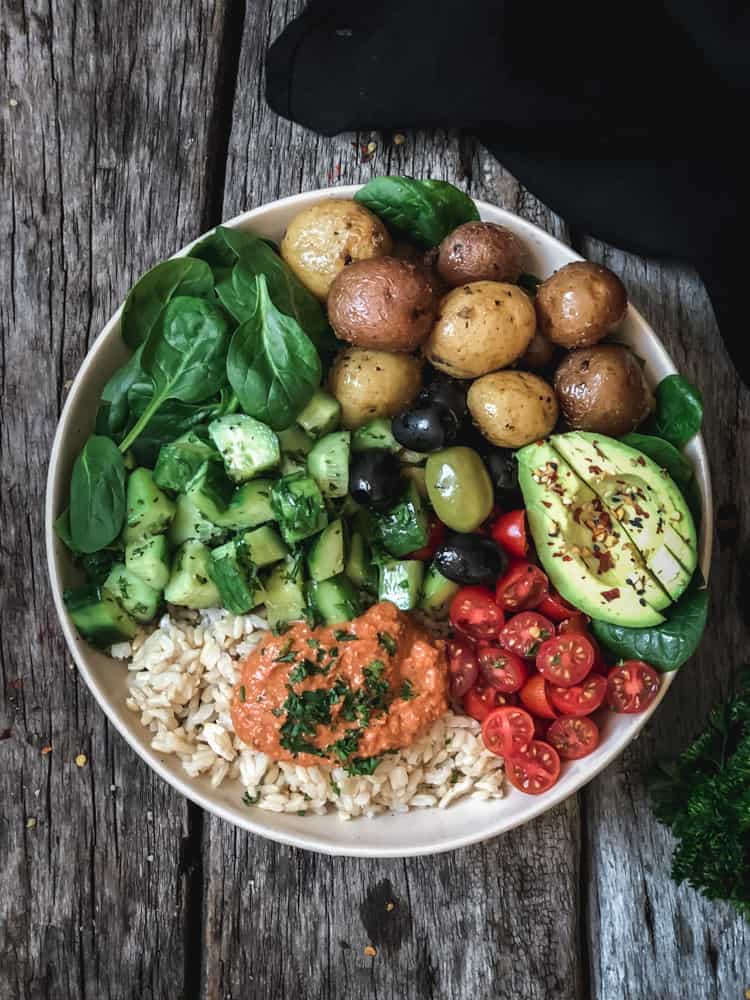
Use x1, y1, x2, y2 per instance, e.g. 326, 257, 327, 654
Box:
425, 447, 494, 533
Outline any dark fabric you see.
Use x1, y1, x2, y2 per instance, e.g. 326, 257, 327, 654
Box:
265, 1, 750, 385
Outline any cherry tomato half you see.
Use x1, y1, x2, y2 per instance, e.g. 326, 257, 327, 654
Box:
407, 515, 447, 561
477, 643, 528, 693
538, 589, 577, 622
447, 637, 479, 699
490, 510, 528, 559
519, 673, 558, 720
535, 633, 595, 687
499, 611, 555, 659
450, 586, 505, 640
481, 705, 535, 757
606, 661, 661, 714
547, 674, 607, 716
463, 684, 501, 722
547, 716, 600, 760
505, 740, 561, 795
557, 612, 590, 635
495, 561, 549, 612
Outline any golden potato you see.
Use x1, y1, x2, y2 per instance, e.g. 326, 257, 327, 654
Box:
280, 199, 392, 300
554, 344, 653, 436
327, 348, 423, 429
535, 261, 627, 348
437, 222, 526, 287
467, 371, 558, 448
423, 281, 535, 379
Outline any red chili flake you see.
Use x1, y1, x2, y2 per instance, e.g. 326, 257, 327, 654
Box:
542, 500, 552, 508
562, 555, 573, 562
637, 456, 646, 466
588, 465, 603, 476
595, 551, 615, 574
602, 588, 621, 602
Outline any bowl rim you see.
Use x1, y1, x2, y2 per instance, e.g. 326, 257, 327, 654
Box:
45, 184, 713, 857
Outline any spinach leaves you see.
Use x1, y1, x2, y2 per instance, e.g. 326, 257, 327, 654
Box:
647, 374, 703, 448
227, 274, 321, 431
120, 258, 214, 349
354, 176, 479, 246
69, 435, 127, 553
622, 431, 703, 523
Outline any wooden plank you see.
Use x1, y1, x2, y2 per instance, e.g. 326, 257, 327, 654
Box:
0, 3, 231, 997
203, 4, 583, 1000
578, 241, 750, 998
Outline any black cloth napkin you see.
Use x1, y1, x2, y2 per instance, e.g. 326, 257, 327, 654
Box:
265, 0, 750, 385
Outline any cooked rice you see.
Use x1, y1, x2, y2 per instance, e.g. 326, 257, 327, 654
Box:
116, 607, 504, 820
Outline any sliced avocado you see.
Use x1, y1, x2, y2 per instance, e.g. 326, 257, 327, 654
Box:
517, 440, 667, 627
550, 432, 697, 601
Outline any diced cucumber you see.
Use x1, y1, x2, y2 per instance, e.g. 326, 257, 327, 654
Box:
262, 557, 308, 630
185, 461, 234, 525
153, 429, 218, 493
271, 473, 328, 544
352, 418, 400, 453
208, 414, 280, 482
278, 425, 314, 475
307, 519, 345, 582
125, 534, 171, 590
378, 559, 424, 611
308, 574, 362, 625
420, 562, 460, 617
372, 483, 429, 558
208, 540, 259, 615
296, 388, 341, 438
164, 541, 221, 609
123, 468, 177, 543
104, 564, 162, 623
345, 530, 378, 594
64, 584, 138, 646
221, 479, 276, 531
168, 493, 226, 547
307, 431, 351, 498
402, 465, 428, 498
240, 525, 288, 567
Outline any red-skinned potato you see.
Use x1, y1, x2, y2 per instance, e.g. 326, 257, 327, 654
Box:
535, 261, 627, 348
554, 344, 653, 435
437, 222, 525, 287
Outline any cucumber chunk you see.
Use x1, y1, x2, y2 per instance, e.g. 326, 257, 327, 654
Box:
104, 563, 162, 623
208, 414, 280, 482
271, 473, 328, 544
153, 429, 218, 493
262, 557, 308, 630
296, 388, 341, 438
125, 534, 171, 590
378, 559, 424, 611
420, 562, 460, 616
308, 574, 362, 625
164, 540, 221, 609
307, 431, 351, 498
240, 525, 288, 568
372, 483, 429, 558
208, 540, 259, 615
307, 519, 345, 582
184, 461, 234, 525
169, 493, 226, 547
123, 468, 177, 544
278, 425, 315, 475
351, 418, 400, 453
64, 584, 138, 646
221, 479, 276, 531
344, 530, 378, 594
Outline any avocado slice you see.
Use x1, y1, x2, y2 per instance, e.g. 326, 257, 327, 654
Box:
517, 441, 667, 627
550, 432, 697, 601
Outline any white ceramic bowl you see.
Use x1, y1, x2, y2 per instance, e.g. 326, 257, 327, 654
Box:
46, 185, 712, 857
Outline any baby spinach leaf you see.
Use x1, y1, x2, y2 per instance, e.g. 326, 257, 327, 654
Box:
97, 346, 145, 439
69, 435, 127, 554
125, 382, 224, 465
54, 508, 77, 551
227, 274, 321, 431
119, 296, 232, 453
646, 374, 703, 448
354, 176, 479, 246
120, 258, 214, 349
621, 433, 694, 491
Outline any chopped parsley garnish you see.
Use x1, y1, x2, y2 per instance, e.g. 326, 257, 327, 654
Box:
306, 638, 321, 650
275, 639, 297, 663
378, 632, 397, 655
327, 730, 361, 762
242, 790, 259, 806
239, 685, 247, 702
330, 780, 341, 796
344, 755, 383, 777
278, 688, 334, 756
400, 679, 416, 701
288, 658, 329, 684
449, 768, 460, 786
334, 629, 357, 642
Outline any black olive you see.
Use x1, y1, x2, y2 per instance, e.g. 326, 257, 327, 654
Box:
434, 534, 508, 586
485, 448, 521, 497
392, 404, 460, 453
418, 377, 469, 421
348, 449, 403, 511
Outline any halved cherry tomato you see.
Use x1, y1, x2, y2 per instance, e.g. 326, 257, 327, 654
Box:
547, 716, 600, 760
495, 561, 549, 612
505, 740, 561, 795
557, 612, 590, 635
547, 674, 607, 716
535, 633, 595, 687
519, 673, 558, 720
538, 589, 577, 622
477, 643, 528, 693
407, 515, 447, 561
447, 637, 479, 699
449, 586, 505, 640
463, 684, 500, 722
490, 510, 528, 559
606, 661, 661, 714
481, 705, 535, 757
588, 637, 609, 676
499, 611, 555, 659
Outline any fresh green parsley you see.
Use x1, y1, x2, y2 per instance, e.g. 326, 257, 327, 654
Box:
239, 685, 247, 702
344, 755, 383, 777
334, 629, 357, 642
242, 790, 259, 806
400, 679, 416, 701
378, 632, 398, 655
288, 658, 329, 684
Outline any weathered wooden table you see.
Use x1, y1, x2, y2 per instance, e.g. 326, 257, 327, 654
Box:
2, 3, 749, 998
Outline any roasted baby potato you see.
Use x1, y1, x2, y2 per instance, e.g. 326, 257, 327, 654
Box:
327, 257, 438, 352
554, 344, 653, 436
535, 261, 627, 348
280, 199, 392, 300
437, 222, 525, 287
423, 281, 536, 379
327, 347, 423, 429
467, 370, 558, 448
